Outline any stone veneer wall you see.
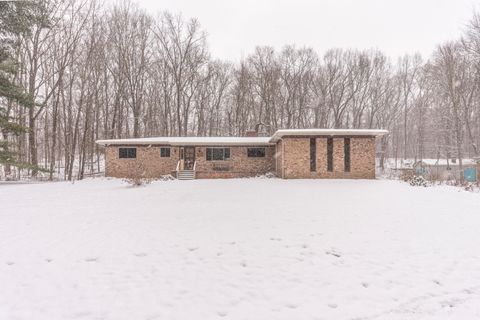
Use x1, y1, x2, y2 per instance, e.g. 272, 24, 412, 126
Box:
104, 145, 275, 179
280, 136, 376, 179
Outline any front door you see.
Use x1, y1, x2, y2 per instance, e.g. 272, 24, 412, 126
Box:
183, 147, 195, 170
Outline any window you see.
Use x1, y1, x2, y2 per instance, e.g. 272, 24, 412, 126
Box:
310, 138, 316, 172
206, 148, 230, 161
247, 147, 266, 158
160, 147, 170, 157
119, 147, 136, 159
327, 138, 333, 172
344, 138, 350, 172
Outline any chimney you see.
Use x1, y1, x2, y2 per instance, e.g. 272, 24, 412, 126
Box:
245, 130, 258, 137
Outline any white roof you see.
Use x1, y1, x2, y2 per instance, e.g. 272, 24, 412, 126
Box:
270, 129, 388, 142
96, 129, 388, 146
96, 136, 273, 146
418, 159, 477, 166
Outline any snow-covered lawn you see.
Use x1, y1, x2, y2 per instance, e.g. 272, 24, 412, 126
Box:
1, 178, 480, 320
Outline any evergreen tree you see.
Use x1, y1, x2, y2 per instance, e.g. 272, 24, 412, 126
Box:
0, 2, 36, 175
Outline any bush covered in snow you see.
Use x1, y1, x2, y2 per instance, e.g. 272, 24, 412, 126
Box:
123, 176, 152, 187
409, 175, 429, 187
159, 174, 175, 181
255, 172, 277, 179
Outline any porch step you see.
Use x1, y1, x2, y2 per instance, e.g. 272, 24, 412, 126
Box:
177, 170, 196, 180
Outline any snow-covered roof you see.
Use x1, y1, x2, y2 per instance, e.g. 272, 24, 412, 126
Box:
417, 159, 477, 166
96, 129, 388, 146
269, 129, 388, 142
96, 136, 273, 146
385, 158, 478, 169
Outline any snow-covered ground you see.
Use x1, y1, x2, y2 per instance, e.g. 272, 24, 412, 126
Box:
1, 178, 480, 320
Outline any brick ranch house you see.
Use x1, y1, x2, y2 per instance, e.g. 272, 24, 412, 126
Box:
96, 129, 388, 180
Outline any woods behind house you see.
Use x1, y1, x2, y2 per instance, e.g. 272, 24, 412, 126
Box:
1, 0, 480, 180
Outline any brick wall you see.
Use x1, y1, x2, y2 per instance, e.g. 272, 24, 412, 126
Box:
105, 145, 178, 178
280, 136, 376, 179
104, 138, 375, 179
104, 145, 275, 179
195, 146, 275, 179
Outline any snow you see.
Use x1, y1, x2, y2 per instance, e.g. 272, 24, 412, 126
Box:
270, 129, 388, 142
96, 129, 388, 146
419, 159, 477, 166
96, 136, 273, 146
1, 178, 480, 320
386, 158, 478, 169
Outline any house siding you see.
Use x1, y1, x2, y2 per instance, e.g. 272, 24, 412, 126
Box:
105, 145, 178, 178
103, 136, 377, 179
194, 146, 275, 179
281, 136, 376, 179
105, 145, 275, 179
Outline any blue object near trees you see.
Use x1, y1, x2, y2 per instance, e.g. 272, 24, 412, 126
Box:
415, 167, 427, 175
464, 167, 477, 182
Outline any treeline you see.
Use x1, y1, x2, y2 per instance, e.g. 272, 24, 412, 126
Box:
1, 0, 480, 180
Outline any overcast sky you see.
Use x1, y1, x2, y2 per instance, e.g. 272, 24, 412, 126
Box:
130, 0, 478, 61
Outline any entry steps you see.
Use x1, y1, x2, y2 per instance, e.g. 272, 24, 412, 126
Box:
177, 170, 195, 180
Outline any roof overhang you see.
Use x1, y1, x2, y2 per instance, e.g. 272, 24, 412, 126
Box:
269, 129, 389, 143
96, 129, 388, 146
96, 137, 273, 147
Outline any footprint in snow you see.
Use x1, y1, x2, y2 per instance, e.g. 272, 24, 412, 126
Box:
328, 303, 338, 309
361, 282, 369, 288
85, 257, 98, 262
325, 249, 341, 258
285, 303, 298, 309
217, 311, 228, 317
45, 258, 53, 263
6, 261, 14, 266
188, 247, 199, 252
134, 253, 147, 257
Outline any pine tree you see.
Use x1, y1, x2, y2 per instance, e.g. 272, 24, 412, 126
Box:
0, 2, 36, 176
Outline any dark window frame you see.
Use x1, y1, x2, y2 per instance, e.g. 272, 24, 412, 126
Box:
247, 147, 266, 158
327, 138, 333, 172
310, 138, 316, 172
344, 138, 351, 172
206, 147, 231, 161
160, 147, 171, 158
119, 147, 136, 159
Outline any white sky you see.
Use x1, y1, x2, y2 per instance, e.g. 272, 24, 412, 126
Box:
131, 0, 478, 61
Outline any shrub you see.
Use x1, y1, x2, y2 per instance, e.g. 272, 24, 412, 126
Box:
409, 175, 429, 187
123, 162, 151, 187
124, 176, 152, 187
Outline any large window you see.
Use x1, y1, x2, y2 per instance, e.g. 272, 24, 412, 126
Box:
119, 147, 136, 159
206, 147, 230, 161
344, 138, 350, 172
327, 138, 333, 172
247, 147, 266, 158
310, 138, 316, 172
160, 147, 170, 157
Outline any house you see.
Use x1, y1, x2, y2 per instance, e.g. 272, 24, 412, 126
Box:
96, 129, 388, 180
412, 158, 478, 181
